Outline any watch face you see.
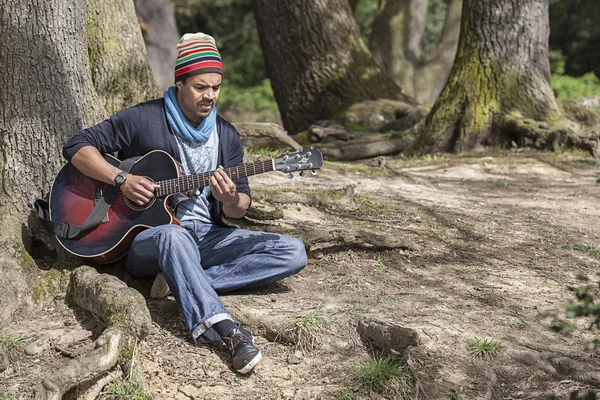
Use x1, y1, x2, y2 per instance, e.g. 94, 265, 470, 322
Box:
115, 173, 126, 186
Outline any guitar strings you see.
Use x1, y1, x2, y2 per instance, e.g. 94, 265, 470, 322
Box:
155, 160, 274, 197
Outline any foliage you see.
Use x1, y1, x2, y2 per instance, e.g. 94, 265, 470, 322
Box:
352, 354, 413, 396
552, 73, 600, 100
219, 79, 279, 123
105, 377, 150, 400
549, 0, 600, 78
561, 275, 600, 352
280, 311, 329, 351
421, 0, 449, 53
353, 0, 378, 44
467, 337, 503, 360
0, 334, 27, 350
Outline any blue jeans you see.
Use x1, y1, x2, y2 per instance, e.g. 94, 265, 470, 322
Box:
126, 221, 307, 341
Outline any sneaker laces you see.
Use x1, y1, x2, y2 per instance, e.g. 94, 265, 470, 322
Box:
229, 332, 251, 350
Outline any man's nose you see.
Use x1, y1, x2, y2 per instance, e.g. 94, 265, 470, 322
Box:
203, 89, 216, 100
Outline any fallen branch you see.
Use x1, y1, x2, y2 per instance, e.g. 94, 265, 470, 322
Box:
34, 266, 152, 399
234, 122, 301, 150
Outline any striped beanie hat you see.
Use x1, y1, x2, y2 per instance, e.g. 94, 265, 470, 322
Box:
174, 33, 224, 82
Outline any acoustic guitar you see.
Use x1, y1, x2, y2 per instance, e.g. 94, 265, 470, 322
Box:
49, 149, 322, 264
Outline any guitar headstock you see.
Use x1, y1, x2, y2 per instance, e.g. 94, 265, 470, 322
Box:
273, 148, 323, 179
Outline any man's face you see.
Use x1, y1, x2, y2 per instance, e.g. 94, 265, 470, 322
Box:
175, 72, 222, 126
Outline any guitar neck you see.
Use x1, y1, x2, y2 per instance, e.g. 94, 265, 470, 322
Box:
155, 159, 275, 197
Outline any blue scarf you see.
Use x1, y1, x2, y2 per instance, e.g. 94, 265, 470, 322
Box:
163, 86, 216, 143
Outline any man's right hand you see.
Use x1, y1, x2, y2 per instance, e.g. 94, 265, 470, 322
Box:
122, 175, 160, 206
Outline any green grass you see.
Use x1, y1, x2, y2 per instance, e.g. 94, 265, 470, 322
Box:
280, 311, 328, 351
467, 337, 504, 360
354, 195, 389, 217
244, 147, 281, 160
563, 244, 600, 257
0, 390, 18, 400
382, 294, 404, 302
541, 229, 569, 244
323, 160, 388, 176
374, 255, 392, 278
504, 208, 516, 216
446, 390, 467, 400
495, 318, 528, 329
325, 273, 361, 289
0, 334, 27, 350
352, 354, 413, 396
240, 295, 257, 305
490, 179, 510, 188
579, 158, 600, 167
105, 378, 150, 400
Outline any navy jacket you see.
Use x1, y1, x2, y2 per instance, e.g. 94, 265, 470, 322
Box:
62, 98, 250, 226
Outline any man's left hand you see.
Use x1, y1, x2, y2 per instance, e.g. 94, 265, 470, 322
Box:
210, 166, 238, 205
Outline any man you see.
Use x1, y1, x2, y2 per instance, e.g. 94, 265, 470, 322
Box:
62, 33, 308, 374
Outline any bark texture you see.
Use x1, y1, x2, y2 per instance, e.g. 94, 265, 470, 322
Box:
254, 0, 415, 135
0, 0, 104, 324
133, 0, 180, 91
370, 0, 462, 105
87, 0, 161, 114
410, 0, 563, 153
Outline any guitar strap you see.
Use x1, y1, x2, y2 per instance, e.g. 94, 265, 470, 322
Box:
35, 157, 138, 239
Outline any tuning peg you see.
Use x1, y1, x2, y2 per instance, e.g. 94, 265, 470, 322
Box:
299, 171, 305, 177
287, 173, 294, 179
311, 170, 317, 176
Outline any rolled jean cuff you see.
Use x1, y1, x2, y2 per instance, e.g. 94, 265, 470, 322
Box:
191, 312, 232, 340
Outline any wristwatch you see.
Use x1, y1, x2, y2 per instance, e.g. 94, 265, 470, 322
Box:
114, 171, 128, 190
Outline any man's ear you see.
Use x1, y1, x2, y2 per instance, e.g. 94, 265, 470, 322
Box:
175, 81, 183, 91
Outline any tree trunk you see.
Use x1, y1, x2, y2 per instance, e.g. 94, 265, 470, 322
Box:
410, 0, 563, 153
415, 0, 462, 104
369, 0, 462, 105
369, 0, 428, 96
0, 0, 105, 325
133, 0, 180, 91
87, 0, 161, 114
254, 0, 415, 134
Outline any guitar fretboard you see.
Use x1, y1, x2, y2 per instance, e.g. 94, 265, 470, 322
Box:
155, 159, 275, 197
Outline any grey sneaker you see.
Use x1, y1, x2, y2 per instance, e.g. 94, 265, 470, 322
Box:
222, 327, 262, 374
150, 273, 171, 299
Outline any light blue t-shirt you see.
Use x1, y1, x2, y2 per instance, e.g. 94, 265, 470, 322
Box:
174, 127, 219, 223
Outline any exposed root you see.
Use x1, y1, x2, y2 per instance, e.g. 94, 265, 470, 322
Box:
318, 135, 414, 161
34, 266, 152, 399
500, 113, 600, 157
83, 368, 124, 400
234, 122, 302, 150
35, 328, 123, 400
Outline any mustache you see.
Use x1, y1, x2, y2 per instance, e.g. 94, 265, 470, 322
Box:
197, 101, 214, 107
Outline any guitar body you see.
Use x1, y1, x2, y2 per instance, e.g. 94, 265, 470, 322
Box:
50, 150, 182, 264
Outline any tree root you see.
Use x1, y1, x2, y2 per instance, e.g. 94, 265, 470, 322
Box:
82, 368, 123, 400
318, 135, 414, 161
34, 266, 152, 399
234, 122, 302, 151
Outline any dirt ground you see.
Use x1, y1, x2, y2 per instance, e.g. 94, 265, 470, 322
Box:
1, 149, 600, 399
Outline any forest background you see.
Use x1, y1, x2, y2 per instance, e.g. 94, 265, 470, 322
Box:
164, 0, 600, 124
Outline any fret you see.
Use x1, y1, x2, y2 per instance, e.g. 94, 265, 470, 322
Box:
157, 159, 287, 197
